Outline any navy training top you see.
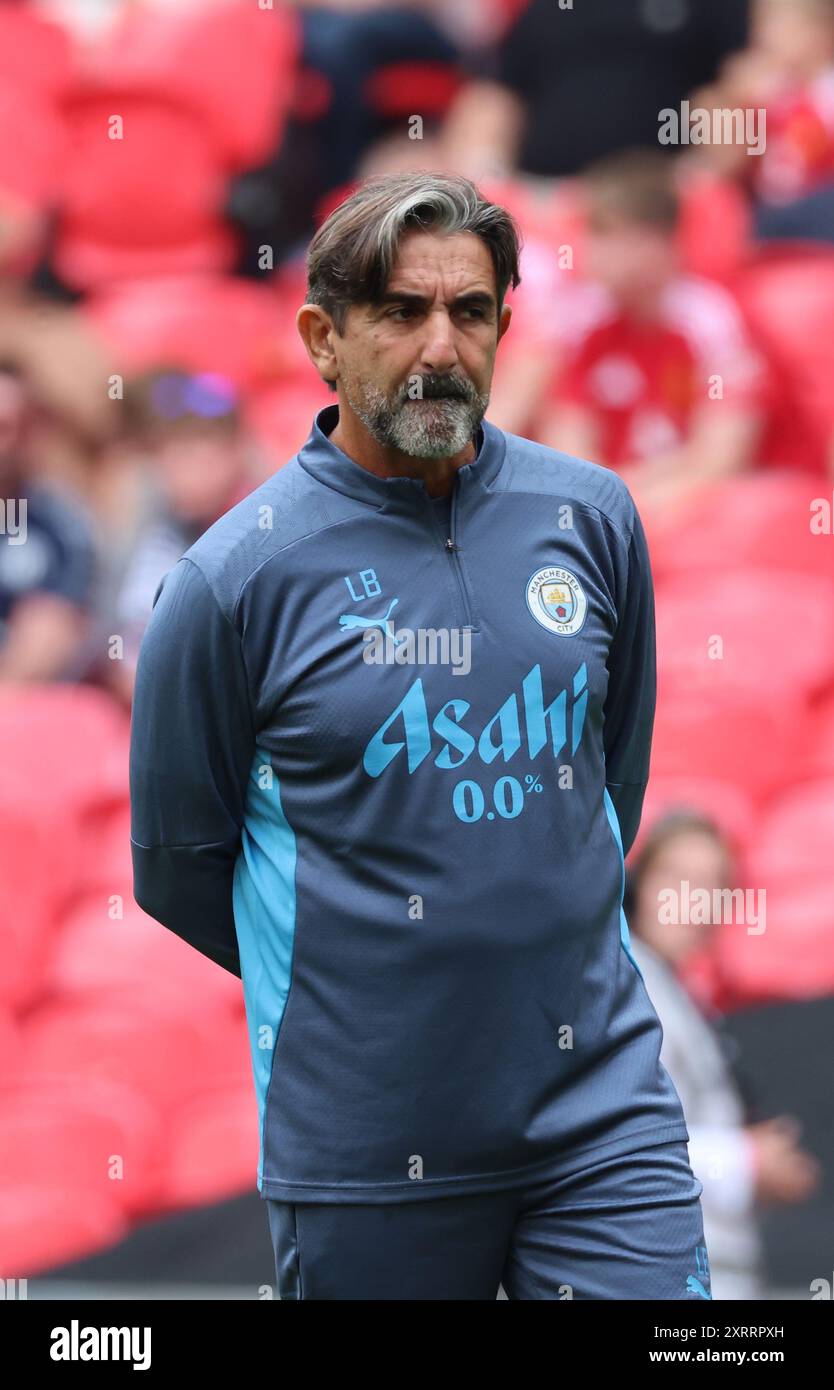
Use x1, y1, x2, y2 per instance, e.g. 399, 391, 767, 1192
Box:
129, 402, 690, 1203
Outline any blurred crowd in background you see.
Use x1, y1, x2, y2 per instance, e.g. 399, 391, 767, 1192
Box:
1, 0, 834, 1297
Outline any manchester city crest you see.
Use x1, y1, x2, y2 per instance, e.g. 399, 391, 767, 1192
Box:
526, 566, 587, 636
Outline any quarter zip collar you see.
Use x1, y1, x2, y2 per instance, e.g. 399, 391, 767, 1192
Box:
297, 402, 507, 511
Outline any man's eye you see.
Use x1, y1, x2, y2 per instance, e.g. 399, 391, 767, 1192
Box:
388, 305, 414, 320
461, 306, 487, 319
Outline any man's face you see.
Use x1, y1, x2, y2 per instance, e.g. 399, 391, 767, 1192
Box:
331, 230, 510, 460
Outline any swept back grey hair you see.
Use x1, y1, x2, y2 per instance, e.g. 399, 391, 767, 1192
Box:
305, 171, 523, 342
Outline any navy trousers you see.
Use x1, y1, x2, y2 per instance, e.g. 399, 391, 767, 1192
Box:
265, 1139, 712, 1300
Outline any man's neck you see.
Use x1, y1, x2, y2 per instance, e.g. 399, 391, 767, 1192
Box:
328, 402, 476, 499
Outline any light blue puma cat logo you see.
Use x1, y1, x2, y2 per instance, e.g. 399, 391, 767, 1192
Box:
686, 1275, 712, 1299
339, 597, 403, 643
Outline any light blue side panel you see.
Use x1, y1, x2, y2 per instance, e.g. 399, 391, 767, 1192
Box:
602, 785, 644, 981
233, 746, 298, 1186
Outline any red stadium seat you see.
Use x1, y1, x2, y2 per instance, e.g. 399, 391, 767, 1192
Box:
0, 1077, 162, 1215
0, 764, 73, 1010
743, 779, 834, 887
655, 568, 834, 705
733, 249, 834, 470
0, 7, 69, 263
0, 4, 71, 104
72, 801, 133, 900
83, 275, 286, 389
0, 1185, 127, 1276
715, 877, 834, 1004
636, 776, 757, 860
0, 685, 129, 819
46, 898, 243, 1024
19, 1000, 219, 1119
0, 688, 130, 1008
160, 1087, 259, 1208
685, 779, 834, 1004
650, 690, 803, 805
647, 471, 834, 585
54, 86, 235, 290
84, 0, 300, 171
0, 79, 67, 210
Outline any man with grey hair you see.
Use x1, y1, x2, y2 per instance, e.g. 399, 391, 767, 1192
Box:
130, 171, 710, 1300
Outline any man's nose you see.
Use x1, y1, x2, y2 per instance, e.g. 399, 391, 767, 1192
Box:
419, 311, 459, 374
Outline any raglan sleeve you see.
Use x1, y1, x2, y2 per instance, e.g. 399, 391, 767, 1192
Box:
602, 495, 657, 860
129, 556, 256, 977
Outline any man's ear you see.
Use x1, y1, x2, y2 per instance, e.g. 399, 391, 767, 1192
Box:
497, 301, 512, 344
296, 303, 339, 388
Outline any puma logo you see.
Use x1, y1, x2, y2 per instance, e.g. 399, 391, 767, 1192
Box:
339, 597, 404, 643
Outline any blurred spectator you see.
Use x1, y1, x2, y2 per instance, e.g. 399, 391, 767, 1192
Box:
534, 150, 770, 518
230, 0, 463, 271
694, 0, 834, 242
0, 359, 97, 682
0, 273, 113, 491
297, 3, 459, 188
106, 368, 255, 704
444, 0, 749, 182
627, 809, 822, 1301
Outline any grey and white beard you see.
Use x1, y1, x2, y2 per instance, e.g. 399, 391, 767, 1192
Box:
343, 374, 490, 460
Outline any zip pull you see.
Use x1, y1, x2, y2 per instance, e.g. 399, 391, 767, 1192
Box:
445, 537, 458, 552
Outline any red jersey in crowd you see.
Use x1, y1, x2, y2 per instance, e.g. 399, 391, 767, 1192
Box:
542, 276, 770, 468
